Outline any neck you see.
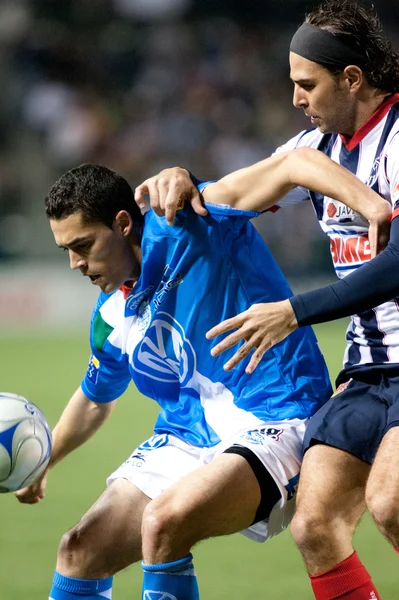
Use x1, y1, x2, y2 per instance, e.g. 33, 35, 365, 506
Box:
347, 90, 391, 136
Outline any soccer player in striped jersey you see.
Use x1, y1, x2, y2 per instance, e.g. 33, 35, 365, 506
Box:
134, 3, 399, 598
15, 151, 388, 600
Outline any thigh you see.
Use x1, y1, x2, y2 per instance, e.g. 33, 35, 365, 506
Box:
148, 452, 262, 542
220, 418, 306, 542
57, 479, 150, 577
296, 443, 369, 525
367, 425, 399, 502
304, 378, 387, 463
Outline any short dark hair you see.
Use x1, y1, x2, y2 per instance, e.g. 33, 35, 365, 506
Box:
45, 163, 144, 236
306, 0, 399, 93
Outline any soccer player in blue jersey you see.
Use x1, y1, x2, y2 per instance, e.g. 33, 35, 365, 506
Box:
15, 149, 389, 600
133, 3, 399, 598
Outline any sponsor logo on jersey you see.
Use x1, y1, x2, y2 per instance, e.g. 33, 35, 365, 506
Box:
330, 235, 371, 266
86, 354, 100, 385
153, 265, 183, 309
132, 312, 196, 385
326, 202, 356, 222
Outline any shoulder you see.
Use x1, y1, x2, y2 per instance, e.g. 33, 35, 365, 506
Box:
275, 128, 324, 153
91, 289, 126, 328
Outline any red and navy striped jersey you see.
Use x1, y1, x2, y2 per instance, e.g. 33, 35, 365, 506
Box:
275, 94, 399, 369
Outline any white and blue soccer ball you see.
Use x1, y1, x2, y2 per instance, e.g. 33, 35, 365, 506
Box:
0, 393, 52, 493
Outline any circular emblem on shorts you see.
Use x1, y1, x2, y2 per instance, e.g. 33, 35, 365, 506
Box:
144, 592, 177, 600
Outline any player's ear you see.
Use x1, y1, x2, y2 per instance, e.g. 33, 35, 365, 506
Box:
114, 210, 133, 237
343, 65, 363, 93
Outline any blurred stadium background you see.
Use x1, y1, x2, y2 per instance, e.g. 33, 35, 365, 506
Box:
0, 0, 398, 598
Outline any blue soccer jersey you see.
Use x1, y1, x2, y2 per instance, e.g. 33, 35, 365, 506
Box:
82, 201, 332, 447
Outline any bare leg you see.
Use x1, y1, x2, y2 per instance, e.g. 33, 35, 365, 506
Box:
141, 452, 262, 564
366, 426, 399, 548
290, 444, 369, 574
57, 479, 150, 579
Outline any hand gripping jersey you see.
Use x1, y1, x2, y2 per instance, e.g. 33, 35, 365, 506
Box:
82, 202, 331, 447
275, 94, 399, 370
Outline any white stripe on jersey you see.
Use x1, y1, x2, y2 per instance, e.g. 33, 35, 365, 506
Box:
275, 96, 399, 368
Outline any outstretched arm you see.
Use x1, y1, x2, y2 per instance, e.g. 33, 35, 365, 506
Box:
202, 147, 391, 256
135, 149, 391, 254
15, 387, 117, 504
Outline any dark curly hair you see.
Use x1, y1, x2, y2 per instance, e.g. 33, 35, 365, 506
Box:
45, 163, 144, 238
306, 0, 399, 93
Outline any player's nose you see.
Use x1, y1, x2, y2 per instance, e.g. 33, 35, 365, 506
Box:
293, 87, 308, 109
69, 250, 86, 271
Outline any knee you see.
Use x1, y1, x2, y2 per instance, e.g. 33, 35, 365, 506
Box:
57, 525, 95, 574
290, 509, 330, 552
367, 490, 399, 537
142, 498, 178, 549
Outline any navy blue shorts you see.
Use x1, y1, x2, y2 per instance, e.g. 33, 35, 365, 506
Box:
304, 369, 399, 464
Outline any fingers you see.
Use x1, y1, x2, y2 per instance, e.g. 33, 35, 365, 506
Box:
206, 315, 245, 341
368, 222, 378, 258
191, 193, 208, 217
15, 491, 43, 504
134, 182, 150, 211
135, 168, 207, 225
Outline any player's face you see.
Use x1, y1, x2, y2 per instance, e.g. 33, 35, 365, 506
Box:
289, 52, 357, 135
50, 212, 141, 294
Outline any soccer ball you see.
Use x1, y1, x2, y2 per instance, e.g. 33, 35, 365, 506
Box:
0, 393, 52, 493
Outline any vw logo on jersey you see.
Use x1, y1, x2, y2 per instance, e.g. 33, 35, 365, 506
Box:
132, 311, 196, 385
143, 592, 177, 600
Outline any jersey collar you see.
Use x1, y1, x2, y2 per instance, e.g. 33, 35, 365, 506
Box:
120, 283, 134, 299
340, 93, 399, 152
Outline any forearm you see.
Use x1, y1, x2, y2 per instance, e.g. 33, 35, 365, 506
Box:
286, 148, 392, 225
291, 218, 399, 326
203, 148, 391, 226
49, 387, 116, 469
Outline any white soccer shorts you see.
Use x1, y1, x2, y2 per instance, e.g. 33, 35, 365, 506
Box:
107, 418, 307, 542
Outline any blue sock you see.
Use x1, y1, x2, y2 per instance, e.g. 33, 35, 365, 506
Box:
49, 571, 113, 599
142, 554, 199, 600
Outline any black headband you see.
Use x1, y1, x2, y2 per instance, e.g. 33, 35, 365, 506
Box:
290, 22, 366, 70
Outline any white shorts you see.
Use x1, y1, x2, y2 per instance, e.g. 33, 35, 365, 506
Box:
107, 418, 307, 542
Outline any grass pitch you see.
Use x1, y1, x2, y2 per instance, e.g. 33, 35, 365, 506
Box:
0, 322, 397, 599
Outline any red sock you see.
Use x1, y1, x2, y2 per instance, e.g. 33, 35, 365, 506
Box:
310, 552, 381, 599
394, 547, 399, 554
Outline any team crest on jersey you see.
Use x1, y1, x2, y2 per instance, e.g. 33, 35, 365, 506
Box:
132, 312, 196, 385
366, 154, 381, 188
86, 355, 100, 385
126, 286, 154, 313
137, 300, 152, 334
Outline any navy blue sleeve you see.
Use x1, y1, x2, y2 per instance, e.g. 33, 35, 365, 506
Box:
291, 216, 399, 326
